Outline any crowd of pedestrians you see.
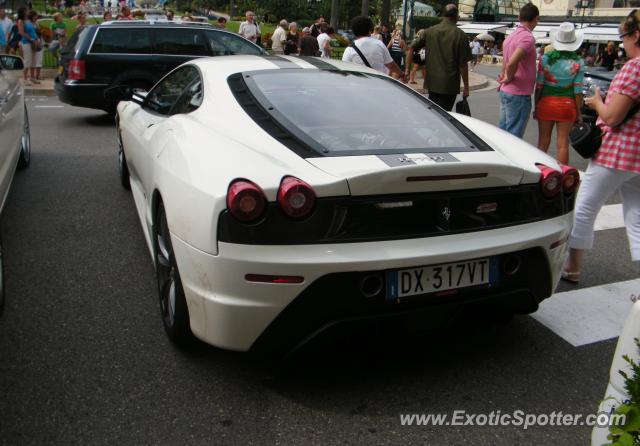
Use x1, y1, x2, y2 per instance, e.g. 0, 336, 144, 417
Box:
1, 4, 638, 280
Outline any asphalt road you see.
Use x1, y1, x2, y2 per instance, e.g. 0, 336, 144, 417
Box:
0, 93, 636, 445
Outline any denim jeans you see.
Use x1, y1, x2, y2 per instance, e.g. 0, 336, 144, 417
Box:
498, 91, 532, 138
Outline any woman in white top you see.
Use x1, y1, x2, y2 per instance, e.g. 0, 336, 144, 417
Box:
316, 26, 334, 58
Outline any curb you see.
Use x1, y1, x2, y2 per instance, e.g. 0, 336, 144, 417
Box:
24, 87, 57, 97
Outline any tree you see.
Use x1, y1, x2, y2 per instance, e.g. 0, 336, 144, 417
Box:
361, 0, 369, 16
330, 0, 339, 26
380, 0, 391, 26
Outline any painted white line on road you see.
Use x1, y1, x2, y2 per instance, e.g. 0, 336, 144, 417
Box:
532, 279, 640, 347
594, 203, 624, 231
34, 105, 64, 108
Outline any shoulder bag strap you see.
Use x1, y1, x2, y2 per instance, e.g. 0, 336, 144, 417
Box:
349, 42, 371, 68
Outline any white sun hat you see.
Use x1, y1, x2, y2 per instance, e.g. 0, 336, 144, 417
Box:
550, 22, 584, 52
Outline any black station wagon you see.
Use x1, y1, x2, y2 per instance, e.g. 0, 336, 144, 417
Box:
55, 21, 264, 113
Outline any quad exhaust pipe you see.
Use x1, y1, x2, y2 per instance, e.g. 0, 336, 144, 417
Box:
359, 274, 383, 298
503, 255, 521, 276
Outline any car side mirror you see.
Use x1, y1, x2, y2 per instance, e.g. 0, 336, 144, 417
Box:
0, 55, 25, 71
131, 91, 148, 105
104, 85, 148, 104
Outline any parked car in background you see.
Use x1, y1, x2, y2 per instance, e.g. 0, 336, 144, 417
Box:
0, 54, 31, 315
115, 55, 579, 354
337, 29, 355, 43
55, 21, 265, 113
582, 68, 617, 121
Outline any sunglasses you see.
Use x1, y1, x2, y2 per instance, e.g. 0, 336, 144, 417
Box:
619, 10, 639, 39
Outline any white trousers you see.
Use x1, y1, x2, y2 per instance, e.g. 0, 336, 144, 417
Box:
569, 161, 640, 261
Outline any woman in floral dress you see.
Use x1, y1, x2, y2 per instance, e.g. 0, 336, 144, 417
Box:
534, 22, 585, 164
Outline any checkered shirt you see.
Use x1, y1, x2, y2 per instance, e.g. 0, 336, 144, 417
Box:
594, 57, 640, 173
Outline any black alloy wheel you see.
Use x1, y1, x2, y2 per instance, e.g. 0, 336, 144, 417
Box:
0, 236, 4, 316
17, 105, 30, 170
116, 120, 130, 190
154, 202, 192, 345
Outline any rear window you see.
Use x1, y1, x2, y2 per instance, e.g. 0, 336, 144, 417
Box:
90, 28, 152, 54
204, 30, 263, 56
62, 26, 91, 55
245, 70, 475, 155
153, 28, 208, 55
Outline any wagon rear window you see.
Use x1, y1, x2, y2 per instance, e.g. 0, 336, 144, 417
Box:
246, 70, 476, 155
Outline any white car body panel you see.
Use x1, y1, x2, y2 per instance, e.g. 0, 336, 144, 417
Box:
117, 55, 576, 351
591, 301, 640, 445
172, 216, 571, 351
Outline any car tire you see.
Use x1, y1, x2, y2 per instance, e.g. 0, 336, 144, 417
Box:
116, 121, 131, 190
17, 105, 30, 170
154, 201, 193, 346
0, 235, 5, 316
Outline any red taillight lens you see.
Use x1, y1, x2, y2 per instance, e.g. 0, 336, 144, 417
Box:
277, 176, 316, 218
245, 274, 304, 284
227, 179, 266, 222
560, 165, 580, 195
67, 60, 86, 81
536, 164, 562, 198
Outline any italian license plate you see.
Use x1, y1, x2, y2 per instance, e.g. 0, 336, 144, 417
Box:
386, 257, 499, 301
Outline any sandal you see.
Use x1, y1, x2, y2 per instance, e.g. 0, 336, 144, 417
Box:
560, 270, 580, 284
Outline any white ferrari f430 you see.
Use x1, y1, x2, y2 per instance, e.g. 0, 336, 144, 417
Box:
115, 55, 579, 354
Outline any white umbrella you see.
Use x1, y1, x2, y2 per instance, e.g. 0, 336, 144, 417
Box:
476, 33, 495, 41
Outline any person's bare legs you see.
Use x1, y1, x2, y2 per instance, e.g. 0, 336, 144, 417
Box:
564, 248, 584, 280
409, 63, 417, 83
537, 119, 554, 154
555, 121, 573, 165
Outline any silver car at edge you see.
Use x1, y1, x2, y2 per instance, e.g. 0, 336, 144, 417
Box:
0, 54, 31, 315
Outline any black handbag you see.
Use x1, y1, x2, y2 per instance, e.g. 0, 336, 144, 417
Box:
455, 97, 471, 116
571, 103, 640, 159
569, 122, 602, 159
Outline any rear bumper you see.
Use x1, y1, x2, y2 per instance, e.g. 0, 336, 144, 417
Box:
170, 214, 573, 352
54, 78, 109, 110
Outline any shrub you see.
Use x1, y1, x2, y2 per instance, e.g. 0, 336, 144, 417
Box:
332, 33, 349, 48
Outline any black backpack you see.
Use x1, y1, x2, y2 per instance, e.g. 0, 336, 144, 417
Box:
8, 24, 21, 49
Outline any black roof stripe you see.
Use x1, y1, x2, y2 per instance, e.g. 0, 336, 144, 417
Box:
262, 55, 302, 69
297, 57, 342, 71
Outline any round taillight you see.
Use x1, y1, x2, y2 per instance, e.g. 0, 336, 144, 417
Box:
227, 179, 266, 222
277, 176, 316, 218
560, 165, 580, 195
536, 164, 562, 198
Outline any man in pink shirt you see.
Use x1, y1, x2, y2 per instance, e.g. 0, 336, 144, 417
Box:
498, 3, 539, 137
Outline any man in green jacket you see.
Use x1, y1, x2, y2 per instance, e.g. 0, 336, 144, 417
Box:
410, 4, 471, 111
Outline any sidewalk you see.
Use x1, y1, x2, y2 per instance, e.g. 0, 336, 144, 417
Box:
406, 70, 488, 95
23, 67, 489, 97
21, 69, 58, 97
